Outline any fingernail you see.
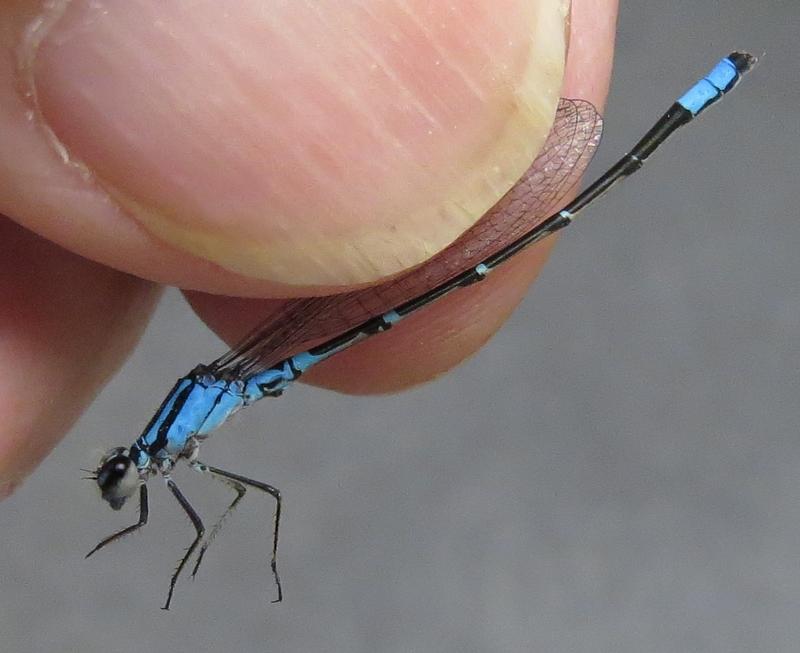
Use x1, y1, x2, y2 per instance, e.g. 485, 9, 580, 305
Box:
26, 0, 567, 286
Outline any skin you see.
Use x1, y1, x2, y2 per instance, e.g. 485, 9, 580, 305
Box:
0, 0, 617, 498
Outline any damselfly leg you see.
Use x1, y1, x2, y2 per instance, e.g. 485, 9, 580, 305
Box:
190, 462, 283, 603
188, 466, 247, 579
85, 485, 149, 559
163, 477, 205, 611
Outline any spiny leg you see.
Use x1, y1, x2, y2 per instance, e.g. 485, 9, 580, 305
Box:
86, 485, 149, 558
194, 462, 283, 603
163, 477, 204, 611
187, 462, 247, 578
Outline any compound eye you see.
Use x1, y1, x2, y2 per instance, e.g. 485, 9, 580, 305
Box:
95, 449, 139, 510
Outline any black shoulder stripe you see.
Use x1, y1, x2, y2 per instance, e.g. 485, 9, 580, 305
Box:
149, 381, 196, 455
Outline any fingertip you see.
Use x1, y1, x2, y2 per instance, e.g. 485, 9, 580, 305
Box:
301, 240, 557, 393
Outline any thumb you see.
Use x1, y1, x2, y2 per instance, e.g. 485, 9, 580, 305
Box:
4, 0, 570, 295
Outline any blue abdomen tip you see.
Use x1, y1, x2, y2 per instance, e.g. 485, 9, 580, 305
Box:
677, 52, 754, 115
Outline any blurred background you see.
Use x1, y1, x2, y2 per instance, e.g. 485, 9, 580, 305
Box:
2, 2, 798, 652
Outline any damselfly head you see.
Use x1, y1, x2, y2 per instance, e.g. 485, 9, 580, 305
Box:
95, 447, 139, 510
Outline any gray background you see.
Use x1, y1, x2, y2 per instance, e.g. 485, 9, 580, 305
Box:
2, 2, 798, 652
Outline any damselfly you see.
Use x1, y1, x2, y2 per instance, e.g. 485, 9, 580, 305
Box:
87, 52, 756, 609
